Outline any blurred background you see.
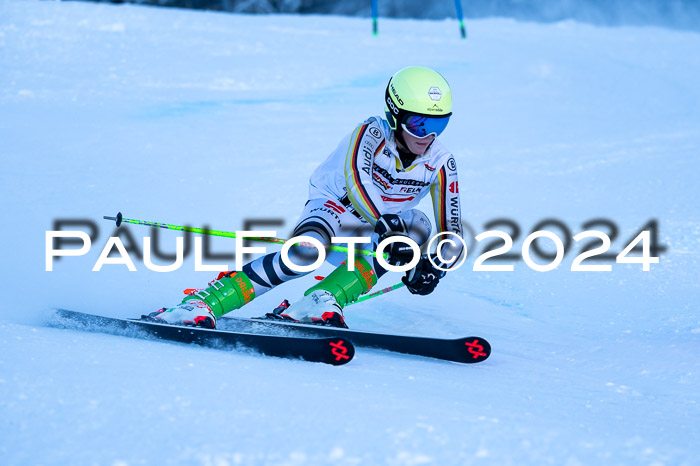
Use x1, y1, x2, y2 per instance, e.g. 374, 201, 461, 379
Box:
2, 0, 699, 463
81, 0, 700, 32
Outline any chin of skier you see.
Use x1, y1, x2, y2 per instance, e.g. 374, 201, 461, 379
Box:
149, 66, 464, 329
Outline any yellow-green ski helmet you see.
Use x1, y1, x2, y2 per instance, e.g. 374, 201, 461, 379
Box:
384, 66, 452, 138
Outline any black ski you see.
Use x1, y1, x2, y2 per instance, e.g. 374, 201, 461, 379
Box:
50, 309, 354, 366
218, 316, 491, 364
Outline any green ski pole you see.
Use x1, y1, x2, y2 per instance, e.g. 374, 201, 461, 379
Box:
348, 281, 406, 306
103, 211, 384, 259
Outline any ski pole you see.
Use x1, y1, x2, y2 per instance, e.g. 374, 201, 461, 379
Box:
348, 282, 405, 306
103, 212, 384, 259
313, 274, 405, 305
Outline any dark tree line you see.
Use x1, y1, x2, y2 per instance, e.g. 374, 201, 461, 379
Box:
83, 0, 700, 32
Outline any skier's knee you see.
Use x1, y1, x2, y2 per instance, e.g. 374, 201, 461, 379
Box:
286, 242, 324, 268
287, 225, 331, 268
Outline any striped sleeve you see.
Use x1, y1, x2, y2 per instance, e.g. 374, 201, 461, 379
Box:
344, 122, 385, 225
430, 165, 450, 233
430, 156, 465, 268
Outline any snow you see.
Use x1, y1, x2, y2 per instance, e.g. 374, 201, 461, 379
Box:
1, 0, 699, 464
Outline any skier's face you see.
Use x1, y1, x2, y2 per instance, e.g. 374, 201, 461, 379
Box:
402, 130, 435, 156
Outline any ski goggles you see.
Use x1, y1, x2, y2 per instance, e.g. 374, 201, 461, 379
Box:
401, 113, 451, 139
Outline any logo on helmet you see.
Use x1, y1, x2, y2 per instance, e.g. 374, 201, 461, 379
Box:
386, 96, 400, 115
429, 87, 442, 101
390, 83, 404, 106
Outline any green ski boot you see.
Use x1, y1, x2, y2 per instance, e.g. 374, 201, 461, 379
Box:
286, 257, 378, 327
151, 271, 256, 328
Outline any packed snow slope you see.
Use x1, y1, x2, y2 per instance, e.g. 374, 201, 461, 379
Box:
1, 1, 699, 464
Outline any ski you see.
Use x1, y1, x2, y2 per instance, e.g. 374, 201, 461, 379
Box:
50, 309, 355, 366
218, 316, 491, 364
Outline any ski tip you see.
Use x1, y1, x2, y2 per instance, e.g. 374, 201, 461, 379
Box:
460, 337, 491, 363
325, 338, 355, 365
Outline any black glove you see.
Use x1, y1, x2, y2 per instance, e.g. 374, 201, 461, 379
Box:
402, 254, 447, 295
374, 214, 415, 266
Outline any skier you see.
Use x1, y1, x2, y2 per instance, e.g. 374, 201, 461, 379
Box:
150, 66, 464, 329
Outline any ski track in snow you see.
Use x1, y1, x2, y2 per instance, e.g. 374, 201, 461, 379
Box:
1, 1, 699, 464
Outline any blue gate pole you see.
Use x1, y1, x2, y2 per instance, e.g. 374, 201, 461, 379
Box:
371, 0, 378, 35
454, 0, 467, 39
